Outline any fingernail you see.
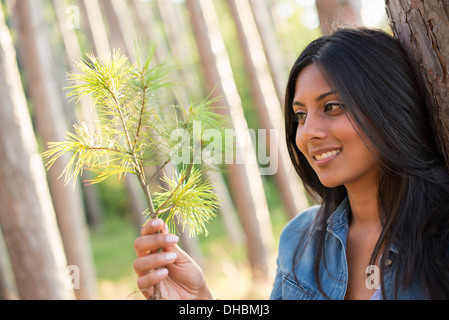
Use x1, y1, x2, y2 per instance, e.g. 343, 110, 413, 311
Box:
156, 268, 168, 277
165, 252, 177, 261
151, 219, 163, 227
165, 235, 179, 243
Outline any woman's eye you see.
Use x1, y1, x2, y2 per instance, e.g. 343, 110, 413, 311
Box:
324, 103, 344, 113
295, 111, 307, 121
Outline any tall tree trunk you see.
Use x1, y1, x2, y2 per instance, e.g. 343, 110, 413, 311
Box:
0, 5, 73, 299
99, 0, 137, 61
77, 0, 111, 55
226, 0, 309, 220
315, 0, 361, 35
127, 0, 168, 62
156, 0, 200, 100
385, 0, 449, 171
52, 0, 105, 229
0, 227, 18, 299
248, 0, 288, 105
11, 0, 96, 299
185, 0, 274, 279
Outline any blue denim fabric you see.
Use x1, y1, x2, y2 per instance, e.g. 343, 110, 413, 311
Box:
270, 197, 428, 300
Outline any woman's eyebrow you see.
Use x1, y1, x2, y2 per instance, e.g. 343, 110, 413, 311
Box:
292, 91, 338, 107
315, 91, 338, 102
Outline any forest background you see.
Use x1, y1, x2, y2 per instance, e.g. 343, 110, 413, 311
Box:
0, 0, 388, 300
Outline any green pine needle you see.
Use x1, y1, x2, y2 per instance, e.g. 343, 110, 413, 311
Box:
152, 166, 219, 237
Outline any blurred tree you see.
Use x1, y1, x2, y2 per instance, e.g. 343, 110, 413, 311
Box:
11, 0, 96, 299
77, 0, 111, 55
0, 227, 16, 299
226, 0, 309, 220
100, 0, 137, 61
52, 0, 105, 229
315, 0, 361, 34
127, 0, 168, 62
185, 0, 273, 279
249, 0, 288, 103
386, 0, 449, 171
0, 4, 72, 299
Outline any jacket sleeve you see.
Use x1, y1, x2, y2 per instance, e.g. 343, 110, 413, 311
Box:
269, 257, 283, 300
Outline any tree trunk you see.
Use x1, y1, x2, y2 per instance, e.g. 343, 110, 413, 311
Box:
385, 0, 449, 171
77, 0, 111, 55
156, 0, 200, 101
52, 0, 105, 230
99, 0, 137, 61
0, 227, 18, 299
185, 0, 274, 279
315, 0, 361, 35
226, 0, 309, 220
248, 0, 288, 105
12, 0, 96, 299
0, 5, 73, 299
127, 0, 168, 63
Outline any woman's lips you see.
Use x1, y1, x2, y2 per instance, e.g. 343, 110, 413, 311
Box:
311, 148, 341, 166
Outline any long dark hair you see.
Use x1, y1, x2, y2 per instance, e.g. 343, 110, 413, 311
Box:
285, 28, 449, 299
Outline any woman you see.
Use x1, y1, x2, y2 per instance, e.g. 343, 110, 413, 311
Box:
133, 27, 449, 300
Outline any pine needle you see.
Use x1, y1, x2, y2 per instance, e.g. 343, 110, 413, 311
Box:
152, 166, 219, 237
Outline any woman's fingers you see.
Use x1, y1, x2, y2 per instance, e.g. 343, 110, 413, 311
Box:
137, 268, 169, 294
140, 219, 165, 236
133, 251, 178, 276
134, 232, 179, 257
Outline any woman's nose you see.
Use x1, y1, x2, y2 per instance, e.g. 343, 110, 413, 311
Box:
300, 113, 326, 142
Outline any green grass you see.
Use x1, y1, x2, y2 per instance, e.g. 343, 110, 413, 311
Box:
89, 215, 138, 281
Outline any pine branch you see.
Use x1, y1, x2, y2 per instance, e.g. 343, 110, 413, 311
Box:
133, 76, 147, 148
146, 158, 171, 187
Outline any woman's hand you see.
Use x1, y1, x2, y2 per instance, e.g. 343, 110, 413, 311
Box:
133, 219, 212, 300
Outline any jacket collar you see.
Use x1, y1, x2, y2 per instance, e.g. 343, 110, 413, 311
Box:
326, 197, 350, 233
324, 197, 400, 254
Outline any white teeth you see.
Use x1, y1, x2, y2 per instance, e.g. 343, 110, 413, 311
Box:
314, 149, 341, 161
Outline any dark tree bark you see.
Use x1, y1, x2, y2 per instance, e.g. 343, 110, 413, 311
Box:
386, 0, 449, 171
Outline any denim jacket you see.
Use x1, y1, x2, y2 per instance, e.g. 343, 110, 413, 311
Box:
270, 197, 428, 300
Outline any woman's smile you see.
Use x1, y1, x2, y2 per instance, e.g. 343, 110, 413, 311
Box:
310, 147, 342, 165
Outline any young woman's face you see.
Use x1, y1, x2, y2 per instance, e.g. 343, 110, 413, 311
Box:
293, 64, 379, 190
